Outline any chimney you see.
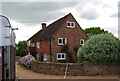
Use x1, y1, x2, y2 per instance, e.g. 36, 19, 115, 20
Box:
41, 23, 46, 29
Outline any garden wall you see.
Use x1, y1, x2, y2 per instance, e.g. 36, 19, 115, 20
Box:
32, 61, 120, 76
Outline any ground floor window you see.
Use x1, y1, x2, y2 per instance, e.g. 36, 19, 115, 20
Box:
44, 54, 48, 61
57, 53, 66, 60
37, 42, 40, 48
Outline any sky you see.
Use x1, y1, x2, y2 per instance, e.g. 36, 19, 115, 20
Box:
0, 0, 119, 43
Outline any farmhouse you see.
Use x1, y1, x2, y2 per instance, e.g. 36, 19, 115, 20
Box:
27, 13, 88, 63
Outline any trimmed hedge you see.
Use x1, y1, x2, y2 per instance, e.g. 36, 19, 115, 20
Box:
77, 33, 120, 64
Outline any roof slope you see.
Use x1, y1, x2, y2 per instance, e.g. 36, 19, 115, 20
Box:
27, 29, 43, 41
28, 13, 73, 42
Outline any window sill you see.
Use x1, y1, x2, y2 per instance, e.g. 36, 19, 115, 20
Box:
67, 26, 75, 28
58, 44, 66, 45
80, 44, 84, 46
57, 59, 66, 60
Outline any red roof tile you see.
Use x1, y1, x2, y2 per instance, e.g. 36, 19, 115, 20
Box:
28, 13, 73, 42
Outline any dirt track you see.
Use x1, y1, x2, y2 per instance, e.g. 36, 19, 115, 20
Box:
16, 62, 119, 79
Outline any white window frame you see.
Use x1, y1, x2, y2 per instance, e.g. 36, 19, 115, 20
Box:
32, 43, 34, 47
37, 42, 40, 48
58, 38, 67, 45
67, 21, 75, 28
44, 54, 48, 61
80, 39, 84, 45
57, 53, 66, 60
27, 40, 31, 46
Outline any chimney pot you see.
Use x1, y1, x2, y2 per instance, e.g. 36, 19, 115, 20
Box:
41, 23, 46, 29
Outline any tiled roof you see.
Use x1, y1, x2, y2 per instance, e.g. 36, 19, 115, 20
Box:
27, 29, 43, 41
28, 13, 73, 42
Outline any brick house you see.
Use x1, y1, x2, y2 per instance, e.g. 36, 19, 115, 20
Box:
27, 13, 88, 63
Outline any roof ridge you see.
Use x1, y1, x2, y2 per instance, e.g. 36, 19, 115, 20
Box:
28, 13, 73, 42
46, 13, 72, 28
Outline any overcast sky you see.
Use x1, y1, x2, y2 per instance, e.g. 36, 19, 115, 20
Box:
0, 0, 119, 43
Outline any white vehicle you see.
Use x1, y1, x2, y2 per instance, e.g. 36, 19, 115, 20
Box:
0, 15, 16, 80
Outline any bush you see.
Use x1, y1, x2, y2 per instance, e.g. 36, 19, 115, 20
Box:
37, 53, 44, 61
46, 56, 55, 62
60, 45, 74, 63
19, 55, 36, 69
77, 33, 120, 64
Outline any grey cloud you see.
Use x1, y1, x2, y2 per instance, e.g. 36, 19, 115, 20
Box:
1, 2, 78, 25
80, 7, 100, 20
110, 13, 118, 17
106, 26, 118, 36
2, 0, 102, 2
103, 4, 112, 8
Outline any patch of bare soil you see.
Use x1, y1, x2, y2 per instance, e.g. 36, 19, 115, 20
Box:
16, 62, 119, 79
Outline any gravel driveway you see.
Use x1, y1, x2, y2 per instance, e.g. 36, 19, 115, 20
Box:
16, 62, 119, 79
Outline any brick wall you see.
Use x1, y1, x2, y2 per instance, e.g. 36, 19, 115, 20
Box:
52, 15, 88, 62
35, 40, 50, 54
32, 61, 119, 76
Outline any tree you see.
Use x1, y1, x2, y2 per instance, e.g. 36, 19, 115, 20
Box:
84, 27, 110, 37
77, 33, 120, 64
16, 41, 28, 57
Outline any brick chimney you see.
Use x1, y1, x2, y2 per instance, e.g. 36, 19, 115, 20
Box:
41, 23, 46, 29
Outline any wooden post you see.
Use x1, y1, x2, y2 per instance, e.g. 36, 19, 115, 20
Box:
64, 63, 69, 79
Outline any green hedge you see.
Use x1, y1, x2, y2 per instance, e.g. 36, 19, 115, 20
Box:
77, 33, 120, 64
37, 53, 44, 61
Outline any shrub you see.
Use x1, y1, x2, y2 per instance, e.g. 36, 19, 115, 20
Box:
46, 56, 55, 62
19, 55, 36, 69
77, 33, 120, 64
37, 53, 44, 61
60, 45, 74, 63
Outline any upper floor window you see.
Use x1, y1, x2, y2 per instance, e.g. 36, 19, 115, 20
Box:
58, 38, 67, 45
67, 21, 75, 28
80, 39, 84, 46
37, 42, 40, 48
